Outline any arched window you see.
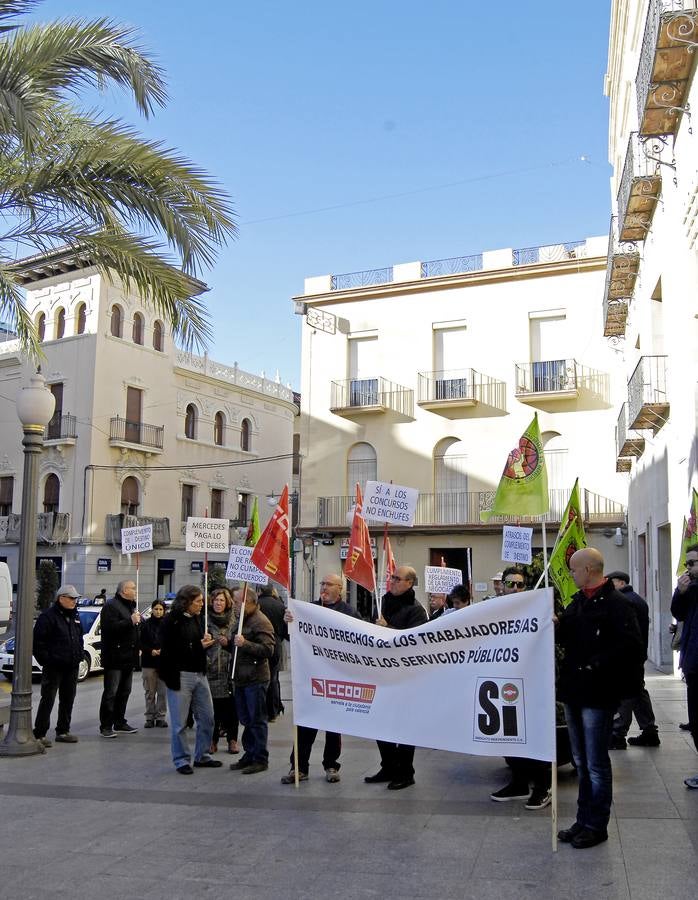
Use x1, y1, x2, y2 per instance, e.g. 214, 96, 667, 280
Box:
120, 476, 140, 516
37, 313, 46, 343
76, 303, 86, 335
347, 442, 377, 492
433, 438, 468, 525
214, 411, 225, 446
110, 305, 123, 337
241, 418, 251, 451
185, 403, 198, 440
43, 474, 60, 514
55, 308, 65, 339
153, 320, 164, 352
132, 312, 144, 345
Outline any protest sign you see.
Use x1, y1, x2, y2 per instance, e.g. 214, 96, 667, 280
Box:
501, 525, 533, 564
185, 517, 229, 553
424, 566, 462, 594
226, 545, 267, 585
121, 524, 153, 554
289, 588, 555, 761
363, 480, 418, 527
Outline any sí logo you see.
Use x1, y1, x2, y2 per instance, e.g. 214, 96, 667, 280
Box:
473, 677, 526, 744
311, 678, 376, 704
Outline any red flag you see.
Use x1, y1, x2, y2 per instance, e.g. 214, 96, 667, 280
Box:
250, 485, 290, 589
345, 484, 377, 594
383, 532, 396, 595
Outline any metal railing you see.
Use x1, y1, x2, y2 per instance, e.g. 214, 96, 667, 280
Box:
105, 514, 171, 546
617, 132, 665, 233
628, 355, 669, 426
46, 412, 77, 441
175, 352, 294, 403
109, 416, 164, 450
420, 254, 483, 278
616, 402, 645, 458
5, 512, 70, 544
330, 267, 393, 291
603, 215, 640, 303
330, 377, 414, 416
512, 241, 585, 267
515, 360, 578, 394
417, 368, 506, 409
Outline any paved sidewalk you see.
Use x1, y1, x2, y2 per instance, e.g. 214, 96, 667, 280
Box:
0, 667, 697, 900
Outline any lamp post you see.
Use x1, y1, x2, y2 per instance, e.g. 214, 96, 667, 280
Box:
0, 371, 55, 757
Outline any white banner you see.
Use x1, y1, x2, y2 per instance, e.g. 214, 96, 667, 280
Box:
501, 525, 533, 564
185, 517, 230, 553
225, 545, 267, 585
121, 524, 153, 554
363, 480, 418, 527
289, 589, 555, 761
424, 565, 462, 594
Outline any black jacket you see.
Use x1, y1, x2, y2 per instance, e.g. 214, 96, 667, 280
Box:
557, 579, 645, 709
316, 598, 360, 619
140, 616, 164, 669
100, 594, 139, 670
230, 606, 275, 687
159, 610, 208, 691
671, 580, 698, 674
258, 593, 288, 666
33, 601, 84, 669
380, 588, 428, 630
618, 584, 649, 650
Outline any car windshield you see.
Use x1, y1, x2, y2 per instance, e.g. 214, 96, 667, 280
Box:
78, 610, 99, 634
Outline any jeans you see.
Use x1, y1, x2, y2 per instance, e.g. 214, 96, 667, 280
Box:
99, 667, 133, 729
290, 727, 341, 775
34, 665, 79, 737
564, 704, 614, 833
613, 682, 656, 737
142, 667, 167, 723
167, 671, 215, 769
376, 741, 415, 779
235, 681, 269, 764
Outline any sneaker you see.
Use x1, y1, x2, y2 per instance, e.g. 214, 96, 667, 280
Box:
683, 774, 698, 789
155, 720, 168, 728
628, 729, 660, 747
113, 723, 138, 734
558, 822, 584, 843
241, 761, 268, 775
609, 734, 627, 750
525, 788, 552, 810
144, 721, 155, 729
55, 733, 78, 743
281, 769, 308, 784
36, 736, 52, 748
490, 782, 530, 802
100, 727, 117, 739
193, 758, 223, 768
325, 767, 341, 783
571, 827, 608, 849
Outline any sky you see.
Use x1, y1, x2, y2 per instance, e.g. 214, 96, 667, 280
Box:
37, 0, 614, 388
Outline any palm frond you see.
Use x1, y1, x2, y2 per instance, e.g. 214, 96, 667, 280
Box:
0, 260, 41, 357
0, 2, 37, 33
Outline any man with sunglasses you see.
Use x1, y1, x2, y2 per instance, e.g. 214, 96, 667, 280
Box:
501, 567, 526, 594
671, 544, 698, 788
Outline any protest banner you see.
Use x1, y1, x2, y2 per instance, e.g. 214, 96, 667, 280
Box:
363, 480, 418, 527
226, 545, 267, 585
424, 565, 462, 594
501, 525, 533, 564
121, 524, 153, 554
289, 587, 555, 761
185, 517, 230, 553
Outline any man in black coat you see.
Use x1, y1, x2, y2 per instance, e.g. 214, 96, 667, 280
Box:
365, 565, 427, 791
556, 548, 645, 849
98, 580, 141, 738
33, 584, 84, 746
671, 543, 698, 789
257, 584, 288, 721
606, 570, 659, 749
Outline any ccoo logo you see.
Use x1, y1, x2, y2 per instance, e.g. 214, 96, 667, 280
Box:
473, 677, 526, 744
311, 678, 376, 704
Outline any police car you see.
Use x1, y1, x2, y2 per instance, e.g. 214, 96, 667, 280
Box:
0, 605, 103, 682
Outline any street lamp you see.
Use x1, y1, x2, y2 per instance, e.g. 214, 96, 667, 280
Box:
0, 371, 55, 757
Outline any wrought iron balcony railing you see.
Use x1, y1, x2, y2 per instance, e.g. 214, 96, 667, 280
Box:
417, 368, 506, 410
616, 132, 667, 241
512, 241, 585, 266
602, 216, 640, 337
330, 267, 393, 291
616, 402, 646, 459
5, 512, 70, 544
105, 514, 171, 546
109, 416, 164, 450
330, 377, 414, 417
420, 254, 483, 278
628, 355, 669, 432
45, 411, 77, 442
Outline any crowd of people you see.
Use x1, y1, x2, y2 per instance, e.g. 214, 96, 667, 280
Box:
28, 542, 698, 850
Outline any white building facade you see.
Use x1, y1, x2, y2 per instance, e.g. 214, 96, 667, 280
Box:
604, 0, 698, 669
295, 237, 629, 620
0, 250, 296, 601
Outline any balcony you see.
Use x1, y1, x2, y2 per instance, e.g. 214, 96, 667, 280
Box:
44, 412, 77, 447
330, 377, 413, 418
628, 355, 669, 432
512, 241, 586, 266
4, 512, 70, 544
514, 360, 606, 406
636, 0, 698, 138
316, 489, 625, 529
417, 368, 506, 416
105, 514, 171, 547
617, 133, 667, 242
602, 216, 640, 338
109, 416, 164, 453
331, 267, 393, 291
616, 402, 645, 462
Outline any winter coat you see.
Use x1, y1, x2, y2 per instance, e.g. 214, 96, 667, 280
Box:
100, 594, 139, 669
140, 616, 164, 669
671, 580, 698, 674
380, 588, 428, 630
159, 609, 208, 691
206, 611, 234, 698
33, 601, 84, 669
231, 606, 275, 687
618, 584, 649, 650
258, 593, 288, 667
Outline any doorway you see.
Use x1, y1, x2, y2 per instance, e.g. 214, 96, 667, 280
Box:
429, 548, 469, 586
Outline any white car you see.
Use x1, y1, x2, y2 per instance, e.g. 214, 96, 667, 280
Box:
0, 605, 104, 682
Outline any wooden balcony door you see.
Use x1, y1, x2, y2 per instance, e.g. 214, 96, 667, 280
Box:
126, 387, 142, 444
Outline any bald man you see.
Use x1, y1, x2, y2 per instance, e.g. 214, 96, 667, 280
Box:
556, 548, 644, 849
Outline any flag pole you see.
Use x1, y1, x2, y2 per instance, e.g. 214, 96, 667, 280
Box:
135, 552, 139, 611
231, 582, 248, 679
293, 725, 300, 788
541, 521, 549, 588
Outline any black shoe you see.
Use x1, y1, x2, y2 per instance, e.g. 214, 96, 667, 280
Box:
571, 827, 608, 849
558, 822, 585, 843
155, 720, 168, 728
242, 762, 268, 774
230, 758, 252, 771
194, 758, 223, 768
114, 722, 138, 734
627, 729, 660, 747
364, 770, 392, 784
490, 782, 530, 801
525, 788, 552, 810
100, 727, 117, 739
177, 764, 194, 775
144, 721, 155, 729
387, 777, 415, 791
679, 722, 690, 731
55, 733, 78, 743
609, 735, 627, 750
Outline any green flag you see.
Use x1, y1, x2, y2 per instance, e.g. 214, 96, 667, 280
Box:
555, 478, 583, 545
549, 516, 586, 607
676, 489, 698, 575
245, 496, 260, 546
481, 413, 549, 521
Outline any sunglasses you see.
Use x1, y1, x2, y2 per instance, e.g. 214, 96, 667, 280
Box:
505, 580, 525, 588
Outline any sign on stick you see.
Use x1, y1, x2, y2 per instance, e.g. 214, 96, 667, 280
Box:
121, 524, 153, 554
185, 517, 230, 553
501, 525, 533, 564
363, 481, 418, 527
424, 566, 463, 594
226, 545, 267, 585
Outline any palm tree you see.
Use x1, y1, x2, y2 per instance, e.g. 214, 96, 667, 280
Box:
0, 0, 236, 354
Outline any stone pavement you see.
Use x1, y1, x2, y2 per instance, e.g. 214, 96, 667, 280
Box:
0, 666, 697, 900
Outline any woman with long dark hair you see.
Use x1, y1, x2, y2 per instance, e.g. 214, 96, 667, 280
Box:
206, 588, 240, 754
